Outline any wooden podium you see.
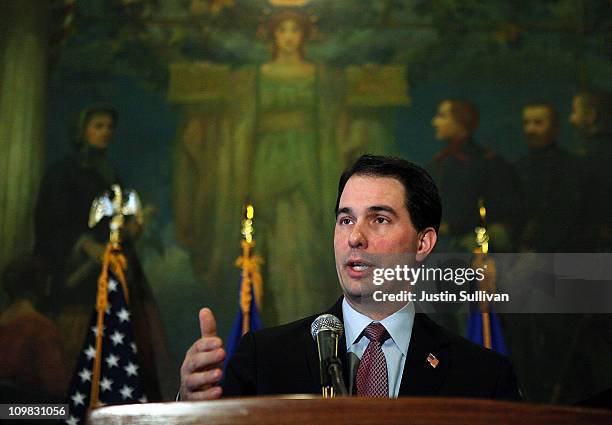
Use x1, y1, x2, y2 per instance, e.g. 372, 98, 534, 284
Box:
88, 396, 612, 425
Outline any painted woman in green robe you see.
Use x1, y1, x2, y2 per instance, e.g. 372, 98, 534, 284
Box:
174, 10, 403, 325
234, 10, 342, 324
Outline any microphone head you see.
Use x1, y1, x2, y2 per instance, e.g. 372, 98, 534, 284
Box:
311, 314, 343, 340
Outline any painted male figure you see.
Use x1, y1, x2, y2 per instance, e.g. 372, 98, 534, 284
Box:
515, 102, 583, 252
429, 99, 523, 252
569, 90, 612, 251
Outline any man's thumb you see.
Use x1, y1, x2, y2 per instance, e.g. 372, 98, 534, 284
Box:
199, 308, 217, 338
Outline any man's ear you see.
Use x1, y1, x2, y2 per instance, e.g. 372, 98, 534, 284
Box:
416, 227, 437, 262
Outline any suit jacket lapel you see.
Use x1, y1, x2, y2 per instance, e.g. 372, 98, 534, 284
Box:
304, 297, 347, 390
399, 313, 450, 396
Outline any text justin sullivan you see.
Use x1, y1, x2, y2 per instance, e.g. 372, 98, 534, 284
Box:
373, 290, 509, 303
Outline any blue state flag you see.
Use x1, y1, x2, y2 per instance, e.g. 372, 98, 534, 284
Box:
466, 312, 508, 355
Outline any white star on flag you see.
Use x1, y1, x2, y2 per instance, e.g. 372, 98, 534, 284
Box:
105, 305, 112, 315
100, 377, 113, 392
116, 308, 130, 323
71, 391, 85, 407
105, 353, 120, 368
130, 342, 137, 353
78, 368, 92, 383
91, 324, 105, 337
138, 395, 148, 403
110, 330, 125, 346
66, 415, 79, 425
119, 384, 134, 400
108, 279, 118, 292
124, 362, 139, 377
84, 345, 96, 360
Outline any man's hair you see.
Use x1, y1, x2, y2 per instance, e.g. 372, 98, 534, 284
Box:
445, 99, 479, 134
575, 89, 612, 131
523, 101, 560, 130
335, 154, 442, 233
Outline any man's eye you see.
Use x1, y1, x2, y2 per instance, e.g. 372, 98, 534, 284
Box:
375, 217, 389, 224
338, 217, 353, 225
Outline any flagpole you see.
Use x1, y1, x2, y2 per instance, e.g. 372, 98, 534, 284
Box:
88, 185, 131, 408
235, 204, 263, 336
467, 197, 508, 355
474, 197, 492, 350
224, 204, 264, 371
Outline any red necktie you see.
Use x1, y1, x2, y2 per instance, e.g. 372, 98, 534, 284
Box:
356, 322, 390, 397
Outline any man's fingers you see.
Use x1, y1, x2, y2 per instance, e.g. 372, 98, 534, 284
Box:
184, 368, 223, 392
182, 349, 226, 374
199, 308, 218, 338
185, 385, 223, 401
179, 307, 225, 402
186, 336, 222, 356
195, 337, 222, 352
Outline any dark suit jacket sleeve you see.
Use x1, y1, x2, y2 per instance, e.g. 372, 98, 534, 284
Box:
495, 356, 522, 401
222, 332, 257, 396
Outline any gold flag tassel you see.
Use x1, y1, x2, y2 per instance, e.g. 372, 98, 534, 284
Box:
234, 204, 263, 335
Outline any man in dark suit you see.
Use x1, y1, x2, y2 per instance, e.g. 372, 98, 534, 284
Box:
179, 155, 521, 400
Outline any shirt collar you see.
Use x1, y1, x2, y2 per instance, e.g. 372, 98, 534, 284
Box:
342, 298, 415, 356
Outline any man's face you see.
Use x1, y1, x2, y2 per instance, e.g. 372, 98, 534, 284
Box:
85, 113, 115, 149
431, 101, 466, 142
334, 175, 421, 301
523, 106, 556, 149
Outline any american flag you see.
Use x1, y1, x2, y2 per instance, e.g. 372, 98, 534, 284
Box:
61, 277, 147, 425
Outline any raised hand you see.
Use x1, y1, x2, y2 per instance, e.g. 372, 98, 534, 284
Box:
179, 308, 226, 400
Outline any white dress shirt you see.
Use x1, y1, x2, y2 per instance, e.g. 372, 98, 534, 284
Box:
342, 298, 415, 397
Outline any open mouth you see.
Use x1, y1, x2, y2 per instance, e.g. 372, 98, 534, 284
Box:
346, 260, 372, 272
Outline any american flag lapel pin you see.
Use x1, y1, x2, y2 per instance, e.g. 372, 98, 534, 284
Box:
427, 353, 439, 368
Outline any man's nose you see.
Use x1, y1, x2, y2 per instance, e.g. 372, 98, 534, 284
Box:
348, 225, 367, 249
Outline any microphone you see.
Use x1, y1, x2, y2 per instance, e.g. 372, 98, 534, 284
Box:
310, 314, 348, 396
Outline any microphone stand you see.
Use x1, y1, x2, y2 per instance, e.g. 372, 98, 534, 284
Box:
324, 357, 348, 397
